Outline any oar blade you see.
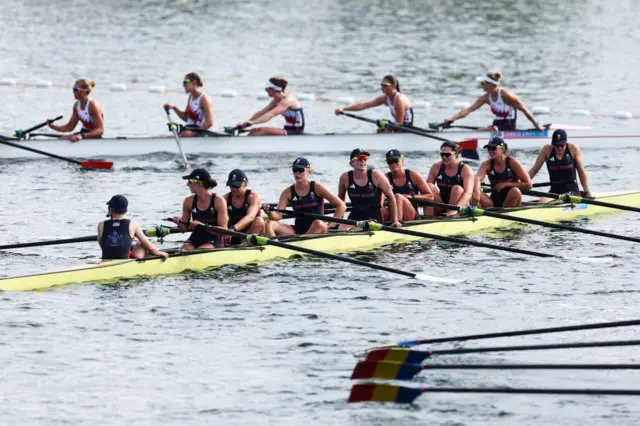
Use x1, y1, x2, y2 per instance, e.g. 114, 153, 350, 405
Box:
351, 361, 422, 380
348, 383, 423, 404
415, 273, 467, 283
459, 138, 479, 160
81, 160, 114, 170
363, 348, 431, 363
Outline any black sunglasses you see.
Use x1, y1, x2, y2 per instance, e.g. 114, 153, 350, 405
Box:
292, 167, 306, 173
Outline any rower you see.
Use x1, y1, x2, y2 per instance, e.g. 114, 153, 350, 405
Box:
384, 149, 434, 221
163, 72, 214, 137
98, 195, 168, 260
473, 137, 532, 208
238, 77, 305, 136
263, 157, 346, 236
444, 72, 544, 132
48, 79, 104, 142
426, 141, 475, 216
337, 148, 401, 229
172, 168, 228, 248
335, 75, 413, 132
224, 169, 264, 244
528, 129, 593, 202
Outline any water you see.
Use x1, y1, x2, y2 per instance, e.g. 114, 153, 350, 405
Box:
2, 1, 640, 424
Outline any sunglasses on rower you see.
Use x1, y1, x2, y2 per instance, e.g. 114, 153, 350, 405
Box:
187, 178, 200, 184
183, 79, 192, 86
292, 167, 307, 174
72, 87, 88, 92
352, 155, 369, 162
440, 151, 455, 157
380, 81, 393, 88
386, 158, 401, 165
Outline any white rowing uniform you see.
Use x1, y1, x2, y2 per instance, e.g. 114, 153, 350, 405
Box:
282, 107, 305, 135
76, 98, 95, 131
385, 93, 413, 126
488, 88, 516, 120
185, 94, 206, 127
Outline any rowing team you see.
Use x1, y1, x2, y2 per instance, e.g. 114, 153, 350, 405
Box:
45, 71, 544, 141
98, 130, 591, 261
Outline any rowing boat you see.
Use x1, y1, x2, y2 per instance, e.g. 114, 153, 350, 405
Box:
1, 190, 638, 292
2, 129, 640, 159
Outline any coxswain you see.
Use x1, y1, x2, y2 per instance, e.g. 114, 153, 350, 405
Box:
384, 149, 434, 221
48, 79, 104, 142
98, 195, 168, 260
473, 137, 532, 208
263, 158, 346, 236
335, 75, 413, 132
444, 72, 544, 132
224, 169, 264, 244
238, 77, 305, 136
172, 168, 228, 248
528, 129, 593, 202
163, 72, 214, 137
425, 141, 475, 216
337, 148, 401, 229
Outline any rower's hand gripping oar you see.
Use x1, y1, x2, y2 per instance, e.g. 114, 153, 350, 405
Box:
164, 107, 190, 169
14, 116, 63, 139
521, 188, 640, 213
0, 136, 113, 169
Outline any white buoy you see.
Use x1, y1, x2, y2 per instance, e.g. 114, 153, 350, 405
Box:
110, 83, 128, 92
413, 100, 431, 109
572, 109, 590, 116
452, 101, 470, 109
532, 105, 551, 114
297, 93, 316, 101
148, 85, 165, 94
336, 96, 355, 104
220, 90, 237, 98
0, 78, 17, 86
36, 80, 53, 88
614, 111, 633, 120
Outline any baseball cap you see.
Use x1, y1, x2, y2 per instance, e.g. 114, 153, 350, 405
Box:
107, 195, 128, 212
182, 168, 211, 181
385, 149, 403, 161
552, 129, 568, 145
350, 148, 371, 160
483, 136, 507, 149
226, 169, 248, 186
290, 157, 311, 168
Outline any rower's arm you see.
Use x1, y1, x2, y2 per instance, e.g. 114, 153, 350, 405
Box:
200, 95, 214, 130
339, 95, 386, 112
528, 145, 551, 178
232, 192, 261, 231
474, 161, 490, 194
373, 170, 399, 224
502, 90, 540, 128
50, 105, 80, 132
173, 101, 188, 122
249, 99, 278, 121
316, 183, 347, 219
507, 158, 533, 190
447, 95, 486, 121
395, 95, 407, 124
571, 144, 591, 193
177, 197, 192, 232
337, 173, 348, 201
458, 164, 475, 205
267, 189, 289, 222
132, 222, 164, 256
215, 195, 229, 228
409, 170, 434, 201
426, 163, 439, 184
97, 221, 104, 248
251, 99, 290, 125
81, 101, 105, 139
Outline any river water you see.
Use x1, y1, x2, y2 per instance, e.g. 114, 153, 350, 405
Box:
1, 0, 640, 424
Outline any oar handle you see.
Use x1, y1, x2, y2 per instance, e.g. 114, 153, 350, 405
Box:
25, 115, 63, 134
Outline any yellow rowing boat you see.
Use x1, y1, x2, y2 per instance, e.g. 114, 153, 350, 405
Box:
1, 190, 639, 292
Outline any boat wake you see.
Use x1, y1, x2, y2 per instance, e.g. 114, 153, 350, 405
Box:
415, 273, 467, 284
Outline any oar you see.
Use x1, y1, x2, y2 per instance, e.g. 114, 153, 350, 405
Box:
0, 137, 113, 169
348, 383, 640, 403
429, 121, 484, 131
352, 361, 640, 381
223, 125, 246, 136
182, 126, 232, 137
521, 188, 640, 214
188, 223, 464, 283
14, 116, 63, 139
417, 200, 640, 244
267, 208, 610, 262
0, 226, 181, 250
164, 107, 190, 169
23, 132, 66, 139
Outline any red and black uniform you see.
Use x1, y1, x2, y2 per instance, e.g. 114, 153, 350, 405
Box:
347, 170, 383, 223
487, 157, 519, 207
288, 182, 323, 234
100, 219, 131, 260
226, 190, 252, 245
436, 163, 466, 204
546, 148, 580, 195
187, 194, 223, 248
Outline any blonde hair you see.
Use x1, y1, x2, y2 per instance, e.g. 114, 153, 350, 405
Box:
75, 79, 96, 93
486, 72, 502, 84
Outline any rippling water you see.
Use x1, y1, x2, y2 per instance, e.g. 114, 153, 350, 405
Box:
2, 1, 640, 424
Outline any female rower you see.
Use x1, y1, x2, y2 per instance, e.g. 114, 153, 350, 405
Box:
163, 72, 214, 137
172, 168, 228, 248
238, 77, 305, 136
98, 195, 168, 260
334, 75, 413, 132
384, 149, 434, 221
337, 148, 401, 229
224, 169, 264, 244
263, 158, 346, 236
473, 137, 532, 208
426, 141, 475, 216
48, 79, 104, 142
444, 72, 544, 132
528, 129, 593, 202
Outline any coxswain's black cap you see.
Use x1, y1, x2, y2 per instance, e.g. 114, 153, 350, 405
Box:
226, 169, 248, 186
107, 195, 128, 212
385, 149, 403, 160
350, 148, 371, 160
290, 157, 311, 168
551, 129, 568, 145
483, 136, 507, 149
182, 168, 211, 181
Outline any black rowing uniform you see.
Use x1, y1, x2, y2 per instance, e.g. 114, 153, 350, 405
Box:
436, 163, 466, 204
386, 169, 419, 220
226, 190, 253, 245
487, 157, 519, 207
289, 181, 323, 234
347, 169, 383, 223
100, 219, 132, 260
186, 193, 223, 248
546, 147, 579, 195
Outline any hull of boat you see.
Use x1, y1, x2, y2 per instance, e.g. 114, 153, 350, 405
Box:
2, 129, 640, 159
1, 190, 638, 292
